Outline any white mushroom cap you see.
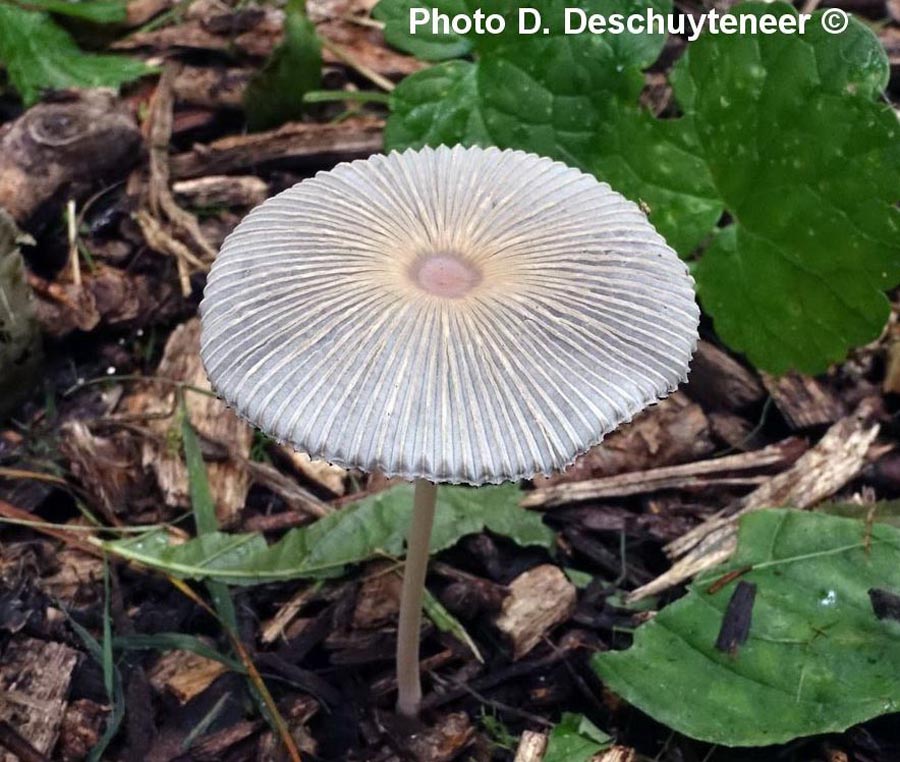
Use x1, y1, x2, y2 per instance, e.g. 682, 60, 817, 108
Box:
200, 146, 699, 485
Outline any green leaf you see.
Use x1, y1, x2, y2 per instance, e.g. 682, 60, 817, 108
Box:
0, 4, 152, 106
544, 713, 612, 762
383, 0, 671, 166
181, 401, 238, 631
19, 0, 128, 24
593, 509, 900, 746
383, 0, 900, 374
590, 106, 721, 257
105, 483, 553, 584
372, 0, 475, 61
676, 3, 900, 374
243, 0, 322, 131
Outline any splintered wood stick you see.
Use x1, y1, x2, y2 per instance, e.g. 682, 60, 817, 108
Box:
66, 199, 81, 289
521, 437, 806, 508
629, 406, 880, 601
513, 731, 547, 762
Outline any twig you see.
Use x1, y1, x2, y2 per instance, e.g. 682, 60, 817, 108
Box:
320, 38, 395, 92
513, 731, 548, 762
429, 671, 552, 727
260, 583, 322, 645
0, 467, 68, 486
66, 199, 81, 288
0, 499, 103, 557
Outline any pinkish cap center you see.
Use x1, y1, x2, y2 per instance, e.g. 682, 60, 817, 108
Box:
410, 253, 481, 298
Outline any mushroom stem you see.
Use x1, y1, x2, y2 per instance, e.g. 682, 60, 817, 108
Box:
396, 478, 438, 718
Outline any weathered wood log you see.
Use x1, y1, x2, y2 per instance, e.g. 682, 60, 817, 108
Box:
596, 748, 637, 762
0, 91, 140, 227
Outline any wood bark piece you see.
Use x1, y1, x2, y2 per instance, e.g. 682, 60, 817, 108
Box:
173, 175, 269, 208
684, 340, 765, 411
0, 91, 140, 226
282, 449, 348, 495
0, 637, 79, 762
512, 731, 547, 761
29, 264, 176, 338
170, 117, 384, 179
522, 438, 807, 509
260, 585, 320, 645
116, 2, 281, 56
493, 565, 576, 659
172, 66, 253, 109
708, 411, 761, 451
629, 406, 880, 601
535, 392, 713, 487
352, 562, 402, 629
317, 20, 424, 78
40, 546, 105, 605
147, 648, 228, 703
56, 699, 108, 762
0, 722, 49, 762
185, 720, 262, 761
406, 712, 474, 762
762, 371, 844, 429
59, 421, 146, 519
123, 318, 253, 527
596, 747, 637, 762
883, 338, 900, 394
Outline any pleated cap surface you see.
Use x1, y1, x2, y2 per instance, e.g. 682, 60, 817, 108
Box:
200, 146, 699, 485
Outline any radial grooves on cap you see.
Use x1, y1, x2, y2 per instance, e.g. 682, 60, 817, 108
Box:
200, 145, 699, 485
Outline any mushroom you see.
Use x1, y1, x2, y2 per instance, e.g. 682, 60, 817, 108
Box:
200, 145, 699, 718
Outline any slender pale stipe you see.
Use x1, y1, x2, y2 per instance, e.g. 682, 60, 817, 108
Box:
396, 479, 438, 717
